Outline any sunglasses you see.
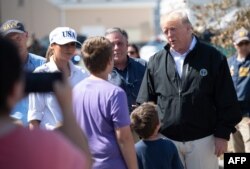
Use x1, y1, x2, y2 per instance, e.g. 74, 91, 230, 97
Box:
237, 41, 250, 47
128, 51, 136, 55
58, 42, 76, 47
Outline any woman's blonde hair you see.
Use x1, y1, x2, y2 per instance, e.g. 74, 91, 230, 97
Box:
45, 46, 54, 62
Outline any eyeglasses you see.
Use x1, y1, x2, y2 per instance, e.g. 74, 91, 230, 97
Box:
237, 41, 250, 47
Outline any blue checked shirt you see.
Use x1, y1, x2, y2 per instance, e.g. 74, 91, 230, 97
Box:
10, 53, 45, 126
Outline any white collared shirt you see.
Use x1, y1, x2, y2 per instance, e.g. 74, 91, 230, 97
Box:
170, 37, 197, 77
28, 59, 89, 130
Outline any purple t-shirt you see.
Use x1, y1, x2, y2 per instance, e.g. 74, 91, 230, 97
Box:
72, 77, 130, 169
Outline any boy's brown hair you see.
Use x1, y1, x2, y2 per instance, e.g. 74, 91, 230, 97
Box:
130, 102, 159, 139
81, 36, 113, 74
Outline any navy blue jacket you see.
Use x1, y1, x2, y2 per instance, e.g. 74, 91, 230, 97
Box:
109, 57, 147, 112
228, 54, 250, 115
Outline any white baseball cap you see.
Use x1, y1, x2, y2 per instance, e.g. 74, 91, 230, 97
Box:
49, 27, 81, 45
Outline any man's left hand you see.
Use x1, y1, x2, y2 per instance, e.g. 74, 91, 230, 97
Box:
214, 137, 228, 157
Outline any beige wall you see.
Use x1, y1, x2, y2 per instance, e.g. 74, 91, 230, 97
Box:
65, 7, 154, 42
0, 0, 61, 38
0, 0, 155, 42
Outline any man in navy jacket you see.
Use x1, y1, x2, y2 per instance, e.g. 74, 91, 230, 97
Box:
228, 27, 250, 153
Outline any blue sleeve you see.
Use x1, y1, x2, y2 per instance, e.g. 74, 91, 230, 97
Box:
136, 154, 144, 169
135, 142, 144, 169
172, 145, 184, 169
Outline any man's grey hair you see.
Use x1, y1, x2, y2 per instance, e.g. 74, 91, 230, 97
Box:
160, 9, 192, 26
105, 27, 128, 40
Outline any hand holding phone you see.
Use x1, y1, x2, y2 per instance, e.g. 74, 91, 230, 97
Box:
24, 72, 63, 93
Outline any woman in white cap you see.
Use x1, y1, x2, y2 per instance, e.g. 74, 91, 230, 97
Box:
28, 27, 89, 130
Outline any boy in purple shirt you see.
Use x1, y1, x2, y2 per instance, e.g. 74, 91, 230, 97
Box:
72, 36, 138, 169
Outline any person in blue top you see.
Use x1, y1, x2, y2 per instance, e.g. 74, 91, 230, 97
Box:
0, 20, 45, 126
228, 27, 250, 152
130, 102, 183, 169
105, 27, 147, 112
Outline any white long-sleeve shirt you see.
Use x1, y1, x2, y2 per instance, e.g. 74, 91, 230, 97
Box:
170, 37, 197, 77
28, 59, 88, 130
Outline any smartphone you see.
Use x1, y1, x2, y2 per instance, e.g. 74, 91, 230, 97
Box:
24, 72, 63, 93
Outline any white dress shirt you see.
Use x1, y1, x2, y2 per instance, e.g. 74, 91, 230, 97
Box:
170, 37, 197, 77
28, 58, 89, 130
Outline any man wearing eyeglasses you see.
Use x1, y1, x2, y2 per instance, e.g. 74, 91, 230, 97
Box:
228, 27, 250, 153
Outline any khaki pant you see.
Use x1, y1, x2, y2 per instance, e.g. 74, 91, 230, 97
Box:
167, 135, 219, 169
231, 116, 250, 152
